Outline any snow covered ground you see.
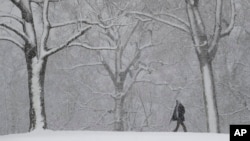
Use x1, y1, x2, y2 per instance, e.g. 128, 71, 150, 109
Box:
0, 130, 229, 141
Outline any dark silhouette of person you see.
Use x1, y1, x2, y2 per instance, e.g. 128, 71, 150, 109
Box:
171, 100, 187, 132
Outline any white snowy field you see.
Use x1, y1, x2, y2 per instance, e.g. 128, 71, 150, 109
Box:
0, 130, 229, 141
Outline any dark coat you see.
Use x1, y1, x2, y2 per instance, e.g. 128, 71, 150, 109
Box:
171, 101, 185, 122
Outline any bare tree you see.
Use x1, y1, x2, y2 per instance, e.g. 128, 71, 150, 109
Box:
70, 0, 165, 131
129, 0, 236, 133
0, 0, 114, 131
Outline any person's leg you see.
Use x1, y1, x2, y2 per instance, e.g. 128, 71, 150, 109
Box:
173, 121, 180, 132
180, 122, 187, 132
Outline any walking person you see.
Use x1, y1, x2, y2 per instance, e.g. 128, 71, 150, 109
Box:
171, 100, 187, 132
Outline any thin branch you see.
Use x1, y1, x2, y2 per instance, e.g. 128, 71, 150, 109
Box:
220, 0, 236, 37
108, 0, 129, 12
0, 13, 24, 25
0, 23, 30, 43
84, 84, 115, 98
156, 13, 190, 29
211, 0, 223, 47
0, 36, 24, 50
123, 51, 141, 76
45, 26, 92, 56
207, 0, 223, 59
51, 19, 113, 29
123, 68, 143, 96
58, 62, 103, 70
134, 79, 183, 92
121, 21, 140, 54
101, 57, 116, 85
128, 11, 190, 33
123, 41, 161, 77
139, 42, 162, 50
67, 43, 117, 50
220, 107, 248, 116
31, 0, 59, 3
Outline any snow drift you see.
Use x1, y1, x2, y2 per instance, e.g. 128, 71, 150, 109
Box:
0, 131, 229, 141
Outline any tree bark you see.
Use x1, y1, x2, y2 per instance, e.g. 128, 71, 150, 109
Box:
186, 0, 220, 132
26, 54, 48, 131
113, 77, 126, 131
197, 52, 220, 133
114, 96, 125, 131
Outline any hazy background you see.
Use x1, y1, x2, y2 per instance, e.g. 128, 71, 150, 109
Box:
1, 0, 250, 135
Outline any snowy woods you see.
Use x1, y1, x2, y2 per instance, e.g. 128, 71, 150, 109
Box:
0, 0, 250, 135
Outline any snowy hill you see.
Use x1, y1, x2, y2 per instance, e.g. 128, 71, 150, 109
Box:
0, 131, 229, 141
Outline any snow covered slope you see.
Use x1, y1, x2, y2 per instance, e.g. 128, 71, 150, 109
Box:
0, 131, 229, 141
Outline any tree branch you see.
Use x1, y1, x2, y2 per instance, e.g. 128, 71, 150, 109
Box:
209, 0, 236, 59
0, 13, 24, 25
123, 50, 141, 77
58, 62, 103, 70
128, 11, 190, 33
122, 21, 140, 50
31, 0, 59, 3
0, 23, 30, 43
134, 79, 183, 92
0, 36, 24, 50
67, 43, 117, 50
155, 13, 190, 29
207, 0, 222, 60
84, 84, 115, 98
39, 0, 50, 58
123, 68, 143, 96
220, 0, 236, 37
123, 41, 161, 77
101, 57, 116, 85
45, 26, 92, 56
139, 42, 162, 50
51, 19, 113, 29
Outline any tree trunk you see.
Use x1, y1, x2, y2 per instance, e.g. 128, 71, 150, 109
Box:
26, 55, 48, 131
114, 96, 125, 131
198, 53, 220, 133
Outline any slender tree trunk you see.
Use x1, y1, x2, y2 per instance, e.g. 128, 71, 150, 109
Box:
113, 78, 126, 131
26, 54, 48, 131
197, 51, 220, 133
185, 0, 220, 132
114, 96, 125, 131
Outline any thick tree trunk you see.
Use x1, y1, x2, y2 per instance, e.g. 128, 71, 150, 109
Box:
198, 53, 220, 133
26, 55, 48, 131
114, 96, 125, 131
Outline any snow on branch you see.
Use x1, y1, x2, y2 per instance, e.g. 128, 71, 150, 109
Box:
210, 0, 223, 51
155, 13, 190, 28
45, 26, 92, 56
209, 0, 236, 58
134, 79, 183, 92
31, 0, 59, 3
84, 84, 115, 98
51, 19, 114, 29
0, 23, 30, 43
0, 13, 24, 25
67, 43, 117, 50
0, 36, 24, 50
128, 11, 190, 33
39, 0, 51, 58
58, 62, 103, 70
139, 42, 162, 50
220, 0, 236, 37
